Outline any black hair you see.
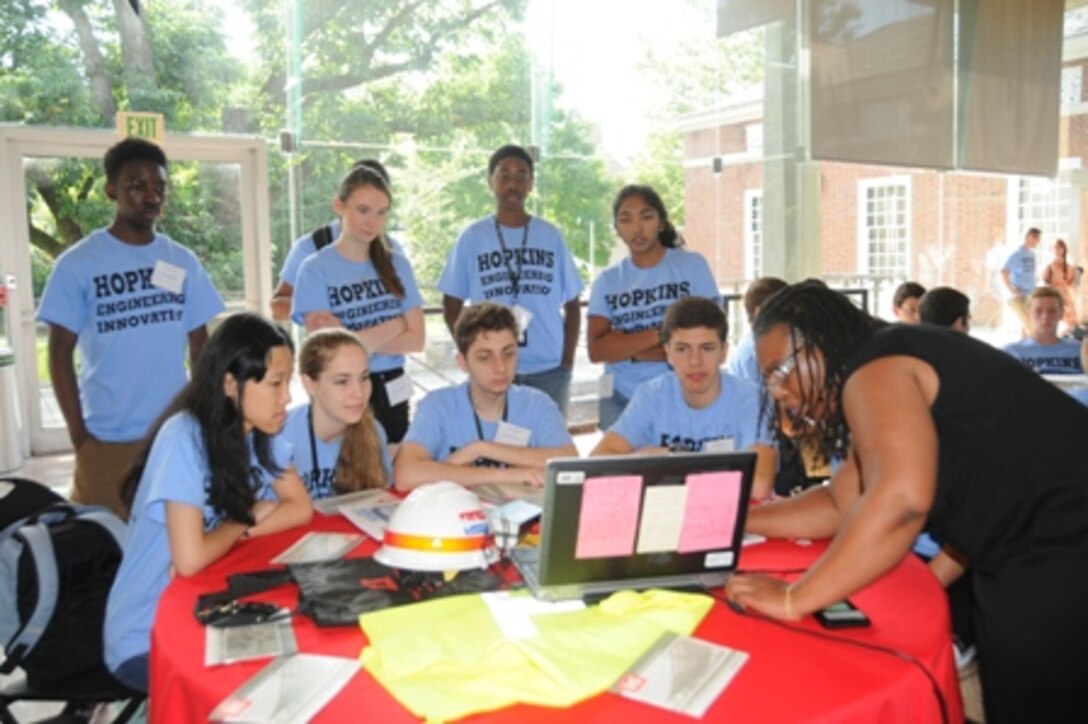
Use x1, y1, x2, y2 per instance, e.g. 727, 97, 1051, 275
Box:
336, 165, 405, 298
122, 314, 294, 524
660, 296, 727, 344
919, 287, 970, 328
488, 144, 534, 176
612, 184, 682, 248
754, 281, 884, 465
104, 138, 167, 184
893, 281, 926, 308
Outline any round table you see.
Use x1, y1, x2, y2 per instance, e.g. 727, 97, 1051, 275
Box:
150, 514, 962, 723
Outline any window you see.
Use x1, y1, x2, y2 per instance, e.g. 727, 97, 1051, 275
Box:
1061, 65, 1083, 106
858, 177, 911, 276
1017, 175, 1071, 236
743, 189, 763, 278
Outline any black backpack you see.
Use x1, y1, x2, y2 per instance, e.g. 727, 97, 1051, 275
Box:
0, 502, 126, 688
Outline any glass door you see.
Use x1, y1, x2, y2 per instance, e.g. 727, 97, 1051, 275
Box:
0, 127, 271, 455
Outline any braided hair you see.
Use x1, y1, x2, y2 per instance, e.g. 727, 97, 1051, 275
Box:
753, 281, 884, 465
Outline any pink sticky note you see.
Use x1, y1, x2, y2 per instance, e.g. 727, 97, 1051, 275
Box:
678, 471, 742, 553
575, 475, 643, 559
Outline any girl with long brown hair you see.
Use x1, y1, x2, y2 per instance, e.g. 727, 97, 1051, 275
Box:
277, 328, 392, 498
291, 165, 424, 442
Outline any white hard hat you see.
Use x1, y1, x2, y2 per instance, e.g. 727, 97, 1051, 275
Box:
374, 481, 498, 572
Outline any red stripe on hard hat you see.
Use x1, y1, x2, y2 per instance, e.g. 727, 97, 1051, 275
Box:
383, 530, 489, 553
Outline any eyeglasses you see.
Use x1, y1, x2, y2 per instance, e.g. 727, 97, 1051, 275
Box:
765, 347, 803, 390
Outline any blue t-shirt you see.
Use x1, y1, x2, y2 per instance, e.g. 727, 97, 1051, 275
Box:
438, 216, 584, 374
726, 328, 761, 385
1002, 338, 1084, 375
103, 412, 288, 671
588, 247, 720, 399
36, 229, 224, 441
279, 221, 406, 288
611, 371, 772, 452
277, 403, 393, 499
279, 220, 341, 288
291, 246, 423, 373
1068, 386, 1088, 407
403, 382, 573, 463
1002, 245, 1038, 296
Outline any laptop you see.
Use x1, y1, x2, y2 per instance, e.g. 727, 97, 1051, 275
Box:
511, 451, 756, 602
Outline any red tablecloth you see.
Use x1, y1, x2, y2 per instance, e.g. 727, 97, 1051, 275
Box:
150, 515, 962, 723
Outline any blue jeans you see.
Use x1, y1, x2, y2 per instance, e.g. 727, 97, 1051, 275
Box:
596, 389, 630, 431
515, 365, 572, 419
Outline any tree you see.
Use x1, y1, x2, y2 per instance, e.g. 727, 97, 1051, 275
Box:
2, 0, 615, 302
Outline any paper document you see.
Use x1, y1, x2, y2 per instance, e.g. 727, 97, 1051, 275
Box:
312, 488, 399, 516
204, 612, 297, 667
612, 633, 749, 718
270, 532, 362, 565
209, 653, 359, 723
338, 494, 401, 541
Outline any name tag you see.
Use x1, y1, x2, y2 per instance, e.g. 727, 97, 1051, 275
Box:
511, 304, 533, 332
598, 373, 615, 398
703, 437, 735, 453
151, 260, 186, 294
495, 420, 531, 447
384, 373, 413, 407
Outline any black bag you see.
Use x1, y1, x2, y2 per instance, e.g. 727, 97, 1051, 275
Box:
0, 503, 126, 688
288, 558, 507, 626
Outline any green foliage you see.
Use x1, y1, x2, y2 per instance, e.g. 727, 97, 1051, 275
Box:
4, 0, 616, 303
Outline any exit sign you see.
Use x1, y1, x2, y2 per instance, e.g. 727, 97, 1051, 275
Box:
116, 112, 165, 144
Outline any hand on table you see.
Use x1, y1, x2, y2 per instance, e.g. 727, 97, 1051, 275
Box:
726, 573, 801, 621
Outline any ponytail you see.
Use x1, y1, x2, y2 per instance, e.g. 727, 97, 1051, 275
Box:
369, 235, 405, 298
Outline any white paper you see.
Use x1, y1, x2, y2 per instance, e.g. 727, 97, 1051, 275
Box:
204, 613, 297, 667
473, 481, 545, 507
482, 591, 584, 640
613, 633, 749, 718
150, 259, 186, 294
635, 485, 688, 554
384, 373, 413, 407
338, 497, 400, 541
495, 421, 531, 447
270, 532, 362, 565
210, 653, 359, 723
702, 437, 735, 453
312, 488, 399, 517
511, 304, 533, 332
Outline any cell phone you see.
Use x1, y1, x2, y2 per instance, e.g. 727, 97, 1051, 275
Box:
813, 600, 870, 629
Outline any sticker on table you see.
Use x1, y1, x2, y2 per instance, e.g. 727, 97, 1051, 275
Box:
574, 475, 642, 559
678, 471, 742, 553
635, 485, 688, 554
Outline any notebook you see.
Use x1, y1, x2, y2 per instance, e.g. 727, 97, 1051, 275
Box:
512, 452, 756, 601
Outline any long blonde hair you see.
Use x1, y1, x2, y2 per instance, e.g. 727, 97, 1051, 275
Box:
300, 329, 387, 491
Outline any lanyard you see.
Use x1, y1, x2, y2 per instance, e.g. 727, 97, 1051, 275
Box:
469, 385, 508, 441
306, 406, 322, 485
494, 216, 530, 302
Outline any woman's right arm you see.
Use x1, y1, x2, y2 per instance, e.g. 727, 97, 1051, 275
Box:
165, 502, 247, 577
586, 315, 663, 363
745, 447, 862, 538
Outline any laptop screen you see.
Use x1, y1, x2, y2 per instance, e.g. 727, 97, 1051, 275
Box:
534, 452, 756, 593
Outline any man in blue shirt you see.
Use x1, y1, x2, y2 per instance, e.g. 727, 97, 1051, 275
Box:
438, 145, 583, 417
999, 227, 1041, 336
591, 297, 777, 499
37, 138, 224, 516
395, 302, 577, 491
1003, 286, 1084, 374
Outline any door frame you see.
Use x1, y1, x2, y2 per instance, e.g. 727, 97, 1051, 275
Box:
0, 125, 272, 455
